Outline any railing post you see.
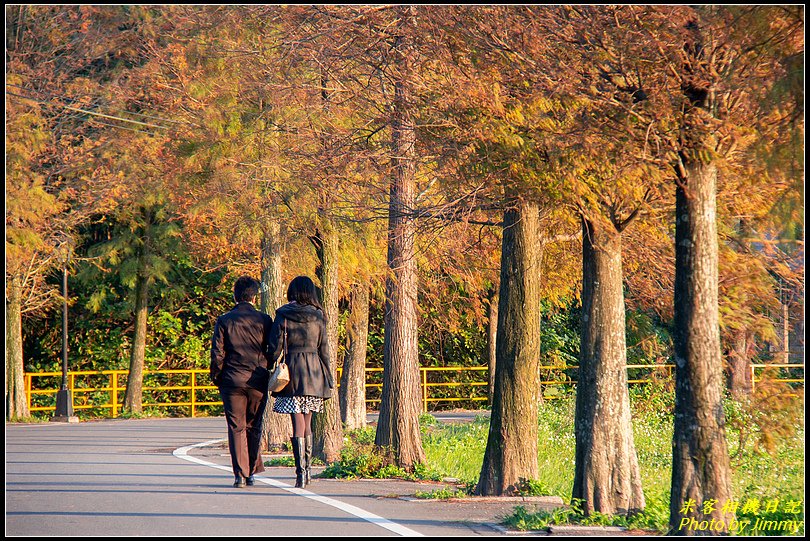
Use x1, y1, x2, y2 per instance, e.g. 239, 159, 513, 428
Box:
751, 364, 756, 394
422, 368, 428, 413
26, 374, 32, 412
191, 371, 197, 418
111, 372, 119, 418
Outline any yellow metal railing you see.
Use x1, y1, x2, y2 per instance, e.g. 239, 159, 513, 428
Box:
23, 362, 803, 418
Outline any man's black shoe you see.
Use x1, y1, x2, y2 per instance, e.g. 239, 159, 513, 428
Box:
246, 475, 255, 486
233, 475, 246, 488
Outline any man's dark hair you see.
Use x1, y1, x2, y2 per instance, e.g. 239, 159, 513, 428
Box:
234, 276, 260, 303
287, 275, 323, 311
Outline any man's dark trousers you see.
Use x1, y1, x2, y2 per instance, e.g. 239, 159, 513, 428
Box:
220, 386, 267, 479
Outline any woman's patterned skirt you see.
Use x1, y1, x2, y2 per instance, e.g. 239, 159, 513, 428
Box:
273, 395, 324, 414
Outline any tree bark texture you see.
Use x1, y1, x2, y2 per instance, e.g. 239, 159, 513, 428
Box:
260, 227, 285, 315
573, 217, 645, 515
340, 282, 369, 430
6, 275, 29, 419
781, 299, 790, 364
725, 331, 752, 399
486, 286, 498, 403
260, 226, 292, 450
375, 8, 426, 470
475, 197, 542, 496
312, 225, 344, 463
123, 257, 149, 414
670, 160, 733, 534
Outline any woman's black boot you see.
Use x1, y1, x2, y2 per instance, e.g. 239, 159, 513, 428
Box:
304, 434, 313, 486
291, 437, 306, 488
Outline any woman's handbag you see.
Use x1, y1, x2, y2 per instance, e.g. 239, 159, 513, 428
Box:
268, 320, 289, 392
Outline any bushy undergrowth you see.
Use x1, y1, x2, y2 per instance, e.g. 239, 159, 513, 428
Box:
318, 426, 442, 482
502, 497, 670, 533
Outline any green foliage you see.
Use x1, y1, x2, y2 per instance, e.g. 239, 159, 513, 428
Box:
421, 416, 490, 485
413, 486, 470, 499
501, 505, 570, 532
628, 379, 675, 420
540, 299, 581, 367
265, 455, 324, 467
265, 455, 295, 467
419, 412, 439, 426
113, 408, 163, 420
626, 311, 672, 366
319, 445, 384, 480
83, 195, 183, 297
25, 244, 231, 379
724, 379, 803, 459
513, 478, 552, 497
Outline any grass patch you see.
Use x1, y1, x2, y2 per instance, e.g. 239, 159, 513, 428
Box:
502, 497, 669, 533
412, 486, 471, 499
6, 415, 49, 423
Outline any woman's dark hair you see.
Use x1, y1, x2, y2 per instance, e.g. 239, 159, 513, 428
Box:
234, 276, 260, 303
287, 275, 323, 311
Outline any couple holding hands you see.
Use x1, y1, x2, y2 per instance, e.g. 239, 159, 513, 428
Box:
210, 275, 334, 489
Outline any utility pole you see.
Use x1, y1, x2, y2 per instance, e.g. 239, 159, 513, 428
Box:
52, 238, 79, 423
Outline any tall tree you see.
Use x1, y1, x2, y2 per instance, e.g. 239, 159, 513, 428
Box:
310, 225, 343, 462
374, 6, 426, 469
573, 213, 645, 515
288, 4, 434, 469
617, 6, 803, 532
259, 224, 292, 450
84, 189, 181, 414
142, 6, 303, 442
538, 6, 676, 515
340, 281, 370, 429
476, 194, 543, 495
5, 96, 65, 419
433, 6, 579, 494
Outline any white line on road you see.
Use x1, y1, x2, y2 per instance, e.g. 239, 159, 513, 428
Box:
173, 439, 424, 537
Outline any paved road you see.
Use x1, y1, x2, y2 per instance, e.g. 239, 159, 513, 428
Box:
6, 415, 556, 537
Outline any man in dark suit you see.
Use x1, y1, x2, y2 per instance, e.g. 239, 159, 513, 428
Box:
210, 276, 272, 487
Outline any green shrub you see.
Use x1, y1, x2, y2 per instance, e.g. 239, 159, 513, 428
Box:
321, 428, 442, 481
513, 478, 552, 497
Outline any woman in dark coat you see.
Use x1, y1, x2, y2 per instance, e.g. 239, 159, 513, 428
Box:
267, 275, 333, 488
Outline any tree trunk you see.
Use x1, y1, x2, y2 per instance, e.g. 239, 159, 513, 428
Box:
260, 227, 285, 315
781, 295, 790, 364
259, 226, 292, 451
486, 286, 498, 403
341, 281, 369, 430
670, 159, 732, 534
573, 217, 645, 515
375, 7, 425, 470
6, 275, 29, 419
725, 331, 753, 399
312, 225, 344, 463
475, 196, 542, 496
123, 259, 149, 414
